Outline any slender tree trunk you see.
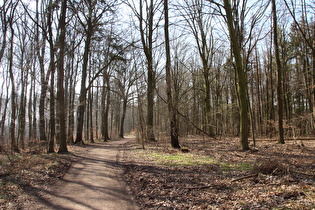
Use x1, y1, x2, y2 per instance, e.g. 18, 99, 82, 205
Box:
18, 55, 27, 150
28, 70, 33, 141
164, 0, 180, 148
119, 99, 127, 138
8, 21, 19, 153
57, 0, 68, 153
48, 67, 55, 153
272, 0, 285, 144
95, 83, 99, 139
75, 28, 92, 144
36, 0, 49, 143
67, 48, 76, 144
47, 3, 55, 153
223, 0, 250, 150
89, 88, 94, 142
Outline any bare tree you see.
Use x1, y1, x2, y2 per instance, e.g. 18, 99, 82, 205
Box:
7, 1, 19, 153
177, 0, 216, 136
164, 0, 180, 148
125, 0, 163, 141
57, 0, 68, 153
72, 0, 116, 144
0, 1, 10, 63
271, 0, 285, 144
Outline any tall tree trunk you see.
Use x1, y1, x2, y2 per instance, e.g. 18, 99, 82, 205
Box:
272, 0, 285, 144
28, 70, 33, 141
138, 0, 156, 141
147, 59, 156, 141
48, 67, 55, 153
75, 26, 92, 144
8, 20, 19, 153
119, 99, 127, 138
57, 0, 68, 153
164, 0, 180, 148
36, 0, 49, 144
223, 0, 250, 150
47, 2, 55, 153
101, 74, 111, 141
67, 44, 76, 144
18, 52, 27, 150
88, 88, 94, 142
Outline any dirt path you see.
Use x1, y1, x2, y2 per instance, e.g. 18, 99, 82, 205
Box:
29, 138, 138, 210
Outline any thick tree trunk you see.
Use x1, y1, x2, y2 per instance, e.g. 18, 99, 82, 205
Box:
101, 75, 111, 141
147, 61, 156, 141
312, 17, 315, 131
164, 0, 180, 148
57, 0, 68, 153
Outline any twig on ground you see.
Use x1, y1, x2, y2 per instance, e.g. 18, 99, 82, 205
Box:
184, 185, 214, 190
231, 174, 258, 182
0, 145, 12, 163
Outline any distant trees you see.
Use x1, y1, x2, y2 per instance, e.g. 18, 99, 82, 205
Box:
1, 0, 315, 153
125, 0, 162, 142
72, 0, 117, 144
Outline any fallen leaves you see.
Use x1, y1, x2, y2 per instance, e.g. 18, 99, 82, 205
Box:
122, 137, 315, 209
0, 145, 84, 209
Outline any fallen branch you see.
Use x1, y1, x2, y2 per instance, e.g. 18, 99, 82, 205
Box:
0, 145, 12, 163
231, 174, 258, 183
184, 185, 214, 190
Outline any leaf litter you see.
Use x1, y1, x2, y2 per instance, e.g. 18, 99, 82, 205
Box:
121, 137, 315, 209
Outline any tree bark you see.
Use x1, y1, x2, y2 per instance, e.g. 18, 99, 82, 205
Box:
57, 0, 68, 153
119, 99, 127, 138
164, 0, 180, 148
47, 1, 56, 153
101, 74, 111, 141
75, 33, 91, 144
138, 0, 156, 141
36, 0, 49, 144
8, 17, 19, 153
223, 0, 250, 150
271, 0, 285, 144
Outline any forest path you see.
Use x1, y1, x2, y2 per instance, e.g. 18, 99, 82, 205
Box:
31, 138, 138, 210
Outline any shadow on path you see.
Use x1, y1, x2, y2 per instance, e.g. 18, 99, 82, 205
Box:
26, 138, 138, 210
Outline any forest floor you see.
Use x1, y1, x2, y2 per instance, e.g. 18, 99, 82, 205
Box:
121, 136, 315, 209
0, 136, 314, 209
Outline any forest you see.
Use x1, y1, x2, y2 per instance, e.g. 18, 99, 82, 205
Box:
0, 0, 314, 152
0, 0, 315, 209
